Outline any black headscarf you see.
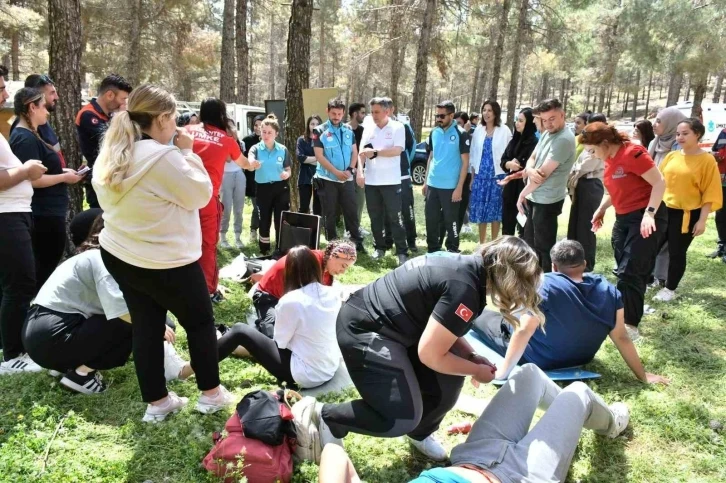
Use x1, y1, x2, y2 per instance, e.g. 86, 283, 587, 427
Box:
501, 108, 539, 172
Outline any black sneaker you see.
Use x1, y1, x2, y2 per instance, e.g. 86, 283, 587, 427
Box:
210, 291, 224, 304
707, 246, 724, 259
60, 370, 107, 394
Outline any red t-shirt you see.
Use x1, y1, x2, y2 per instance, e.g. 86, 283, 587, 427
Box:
187, 124, 242, 197
604, 143, 656, 214
258, 250, 333, 299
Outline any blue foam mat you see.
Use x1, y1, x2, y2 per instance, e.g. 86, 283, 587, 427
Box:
464, 331, 601, 385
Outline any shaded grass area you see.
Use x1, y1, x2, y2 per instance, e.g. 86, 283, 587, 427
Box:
1, 188, 725, 482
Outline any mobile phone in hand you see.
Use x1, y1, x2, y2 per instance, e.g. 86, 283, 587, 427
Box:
76, 166, 91, 176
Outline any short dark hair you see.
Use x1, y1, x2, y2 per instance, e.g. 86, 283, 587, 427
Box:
481, 99, 502, 127
454, 111, 469, 123
0, 64, 7, 80
200, 97, 232, 132
678, 118, 706, 140
348, 102, 365, 117
283, 246, 322, 294
588, 113, 607, 124
536, 98, 563, 113
253, 114, 265, 123
550, 240, 586, 269
177, 112, 192, 127
327, 98, 346, 111
575, 112, 590, 123
370, 97, 393, 109
98, 74, 133, 95
25, 74, 54, 88
436, 100, 456, 115
470, 113, 480, 120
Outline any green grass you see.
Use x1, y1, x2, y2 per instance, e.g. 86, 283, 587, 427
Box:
1, 188, 725, 482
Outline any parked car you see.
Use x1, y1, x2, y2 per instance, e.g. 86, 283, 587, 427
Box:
411, 141, 429, 185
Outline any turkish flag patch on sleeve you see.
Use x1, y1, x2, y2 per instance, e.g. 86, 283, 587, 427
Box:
455, 303, 473, 323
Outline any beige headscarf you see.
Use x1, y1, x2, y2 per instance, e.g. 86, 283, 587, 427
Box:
648, 106, 687, 165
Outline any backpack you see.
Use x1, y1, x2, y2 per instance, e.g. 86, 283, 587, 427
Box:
203, 388, 300, 483
290, 396, 324, 464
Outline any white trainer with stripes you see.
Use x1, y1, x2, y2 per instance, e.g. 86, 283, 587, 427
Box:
0, 354, 43, 375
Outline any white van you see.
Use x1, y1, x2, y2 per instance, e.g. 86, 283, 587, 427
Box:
676, 101, 726, 146
176, 101, 265, 142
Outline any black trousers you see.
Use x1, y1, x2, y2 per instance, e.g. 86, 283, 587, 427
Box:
252, 289, 279, 339
101, 249, 220, 402
567, 178, 604, 272
298, 184, 321, 216
315, 178, 363, 244
255, 181, 290, 254
85, 181, 100, 209
32, 215, 67, 293
522, 199, 564, 272
366, 184, 407, 254
385, 178, 417, 249
612, 206, 667, 327
22, 305, 132, 372
322, 295, 464, 440
426, 186, 461, 253
0, 213, 35, 360
501, 178, 525, 236
458, 174, 472, 230
661, 207, 700, 291
217, 322, 296, 388
716, 186, 726, 248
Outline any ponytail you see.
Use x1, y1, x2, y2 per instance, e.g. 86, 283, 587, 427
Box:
95, 110, 141, 190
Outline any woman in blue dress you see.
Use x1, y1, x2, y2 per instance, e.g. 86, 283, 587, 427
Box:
468, 100, 512, 243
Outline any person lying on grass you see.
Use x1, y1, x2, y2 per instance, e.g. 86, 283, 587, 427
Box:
472, 239, 669, 384
179, 245, 343, 390
318, 364, 631, 483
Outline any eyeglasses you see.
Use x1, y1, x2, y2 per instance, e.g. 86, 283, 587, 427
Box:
435, 114, 448, 119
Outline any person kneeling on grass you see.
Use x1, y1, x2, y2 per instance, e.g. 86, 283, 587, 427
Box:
21, 215, 189, 394
473, 239, 669, 384
179, 245, 343, 389
319, 364, 630, 483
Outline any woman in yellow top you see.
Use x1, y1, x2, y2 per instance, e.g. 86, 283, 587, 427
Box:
653, 119, 723, 302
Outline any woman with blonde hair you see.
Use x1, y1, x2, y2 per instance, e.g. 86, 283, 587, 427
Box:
92, 84, 234, 422
296, 236, 544, 462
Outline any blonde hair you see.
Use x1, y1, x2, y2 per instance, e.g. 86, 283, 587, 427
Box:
261, 113, 280, 133
479, 236, 545, 329
94, 84, 177, 190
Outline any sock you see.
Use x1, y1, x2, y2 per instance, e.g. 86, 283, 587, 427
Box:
75, 368, 90, 377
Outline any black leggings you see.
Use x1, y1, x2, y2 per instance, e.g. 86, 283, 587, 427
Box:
567, 178, 604, 272
661, 207, 700, 291
0, 213, 36, 360
501, 178, 524, 236
611, 206, 667, 327
255, 181, 290, 254
101, 249, 220, 402
321, 294, 465, 441
298, 184, 321, 216
32, 215, 66, 294
218, 323, 295, 387
22, 305, 132, 372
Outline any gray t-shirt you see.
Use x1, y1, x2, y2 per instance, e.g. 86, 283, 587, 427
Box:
34, 250, 129, 319
527, 128, 576, 204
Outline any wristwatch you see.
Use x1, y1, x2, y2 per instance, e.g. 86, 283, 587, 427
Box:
347, 167, 356, 175
644, 206, 656, 218
372, 150, 379, 159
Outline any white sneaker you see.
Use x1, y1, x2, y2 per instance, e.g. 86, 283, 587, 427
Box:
142, 391, 189, 423
234, 236, 244, 249
360, 227, 371, 236
606, 402, 630, 438
314, 402, 344, 448
0, 354, 43, 375
407, 434, 448, 461
461, 224, 473, 234
344, 231, 351, 240
653, 287, 676, 302
196, 385, 236, 414
163, 342, 188, 382
371, 249, 386, 260
625, 325, 641, 342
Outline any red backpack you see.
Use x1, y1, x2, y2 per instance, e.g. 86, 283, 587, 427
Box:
203, 389, 300, 483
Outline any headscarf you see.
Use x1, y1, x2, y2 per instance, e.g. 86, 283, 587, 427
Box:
502, 108, 538, 171
648, 106, 687, 165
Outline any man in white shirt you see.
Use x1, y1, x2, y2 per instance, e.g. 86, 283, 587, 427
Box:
357, 97, 409, 265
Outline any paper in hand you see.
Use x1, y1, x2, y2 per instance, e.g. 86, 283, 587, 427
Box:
516, 212, 527, 227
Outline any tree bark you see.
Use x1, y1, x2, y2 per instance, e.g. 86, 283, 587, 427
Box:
410, 0, 437, 140
712, 72, 724, 104
318, 8, 325, 87
126, 0, 143, 87
691, 72, 708, 118
489, 0, 512, 101
606, 83, 613, 118
389, 0, 405, 108
220, 0, 236, 102
621, 70, 632, 118
644, 70, 653, 118
469, 47, 483, 114
268, 11, 276, 99
505, 0, 527, 128
584, 85, 590, 112
284, 0, 313, 212
11, 31, 20, 81
666, 68, 683, 107
48, 0, 83, 253
235, 0, 249, 103
631, 68, 640, 122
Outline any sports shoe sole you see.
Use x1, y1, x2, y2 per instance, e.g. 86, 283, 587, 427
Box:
195, 402, 228, 414
60, 376, 107, 395
142, 407, 184, 423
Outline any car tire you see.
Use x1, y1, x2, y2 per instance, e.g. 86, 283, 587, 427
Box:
411, 162, 427, 185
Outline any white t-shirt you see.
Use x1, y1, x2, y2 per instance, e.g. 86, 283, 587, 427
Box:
0, 132, 33, 213
273, 283, 342, 388
35, 250, 129, 320
360, 119, 406, 186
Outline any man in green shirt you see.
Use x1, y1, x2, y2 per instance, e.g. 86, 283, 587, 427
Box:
517, 99, 576, 271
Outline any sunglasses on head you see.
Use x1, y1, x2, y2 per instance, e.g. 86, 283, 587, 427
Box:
28, 74, 55, 88
435, 114, 448, 119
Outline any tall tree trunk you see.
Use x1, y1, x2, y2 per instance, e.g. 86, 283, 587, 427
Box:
268, 12, 276, 99
666, 67, 683, 107
712, 72, 724, 104
48, 0, 83, 253
631, 68, 640, 122
691, 72, 708, 118
235, 0, 249, 103
598, 15, 620, 114
389, 0, 405, 108
584, 85, 590, 112
220, 0, 236, 101
318, 9, 325, 87
469, 48, 483, 114
606, 82, 614, 118
539, 73, 550, 102
597, 85, 606, 113
126, 0, 142, 86
684, 76, 691, 102
644, 70, 653, 118
621, 71, 632, 117
10, 31, 20, 81
506, 0, 528, 128
489, 0, 512, 101
410, 0, 437, 140
284, 0, 313, 211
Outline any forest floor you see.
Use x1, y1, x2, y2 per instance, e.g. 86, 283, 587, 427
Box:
0, 187, 725, 483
